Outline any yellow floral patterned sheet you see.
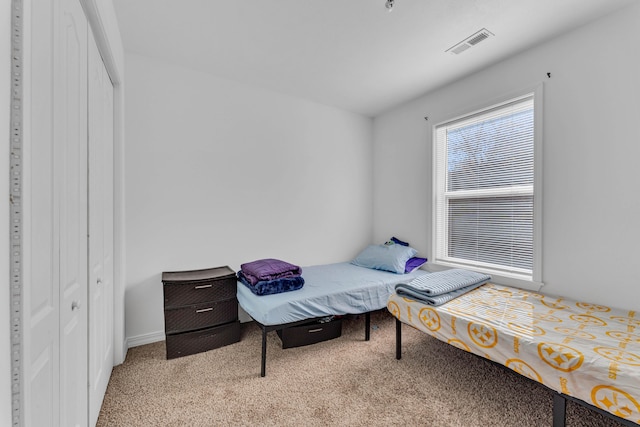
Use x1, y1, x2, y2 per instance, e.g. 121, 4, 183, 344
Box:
387, 283, 640, 424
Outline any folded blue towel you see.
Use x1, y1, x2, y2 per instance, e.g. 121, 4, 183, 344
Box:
395, 269, 490, 306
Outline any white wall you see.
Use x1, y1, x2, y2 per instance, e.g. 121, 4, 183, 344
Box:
125, 53, 373, 343
1, 2, 12, 424
373, 3, 640, 311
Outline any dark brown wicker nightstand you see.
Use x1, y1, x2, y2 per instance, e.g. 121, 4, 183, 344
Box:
162, 266, 241, 359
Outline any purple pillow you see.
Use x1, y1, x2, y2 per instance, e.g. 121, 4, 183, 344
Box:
390, 236, 409, 246
405, 257, 428, 273
388, 237, 427, 272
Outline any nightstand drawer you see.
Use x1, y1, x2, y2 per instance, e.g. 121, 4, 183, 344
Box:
162, 266, 237, 308
166, 321, 240, 359
163, 276, 236, 308
164, 298, 238, 334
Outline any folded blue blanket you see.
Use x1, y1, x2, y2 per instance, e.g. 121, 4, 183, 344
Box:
240, 258, 302, 285
237, 271, 305, 296
394, 269, 490, 307
396, 282, 486, 306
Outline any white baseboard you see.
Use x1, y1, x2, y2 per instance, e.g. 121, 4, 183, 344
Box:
126, 330, 165, 349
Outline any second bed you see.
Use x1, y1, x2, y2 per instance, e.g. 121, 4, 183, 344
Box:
388, 282, 640, 426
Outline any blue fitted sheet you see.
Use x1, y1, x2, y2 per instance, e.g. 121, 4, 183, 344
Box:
237, 262, 429, 326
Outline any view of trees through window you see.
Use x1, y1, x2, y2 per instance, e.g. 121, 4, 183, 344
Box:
435, 97, 535, 275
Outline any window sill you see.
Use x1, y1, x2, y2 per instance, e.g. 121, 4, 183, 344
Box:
426, 261, 544, 292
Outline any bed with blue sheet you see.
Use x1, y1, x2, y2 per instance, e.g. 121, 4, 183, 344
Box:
237, 261, 429, 376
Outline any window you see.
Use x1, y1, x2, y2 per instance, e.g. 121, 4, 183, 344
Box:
432, 89, 542, 286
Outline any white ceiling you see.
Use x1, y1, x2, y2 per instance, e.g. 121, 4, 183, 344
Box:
113, 0, 636, 117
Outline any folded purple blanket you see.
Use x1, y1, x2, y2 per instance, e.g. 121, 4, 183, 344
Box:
240, 258, 302, 285
237, 271, 305, 296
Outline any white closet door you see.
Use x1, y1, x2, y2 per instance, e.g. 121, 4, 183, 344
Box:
56, 0, 89, 425
26, 0, 115, 426
88, 28, 115, 426
27, 0, 60, 425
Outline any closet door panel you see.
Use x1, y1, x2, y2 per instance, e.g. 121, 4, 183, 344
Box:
102, 70, 115, 368
56, 0, 88, 425
88, 28, 115, 426
102, 71, 115, 374
88, 28, 104, 425
27, 0, 59, 425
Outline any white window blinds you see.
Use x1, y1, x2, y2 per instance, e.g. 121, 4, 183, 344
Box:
433, 94, 536, 279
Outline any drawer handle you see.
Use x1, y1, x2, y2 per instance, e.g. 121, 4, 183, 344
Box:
194, 284, 213, 289
308, 328, 323, 333
196, 307, 214, 313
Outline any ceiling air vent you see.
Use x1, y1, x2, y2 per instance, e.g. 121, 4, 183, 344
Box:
446, 28, 494, 55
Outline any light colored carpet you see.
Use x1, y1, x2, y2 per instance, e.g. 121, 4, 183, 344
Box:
98, 311, 625, 427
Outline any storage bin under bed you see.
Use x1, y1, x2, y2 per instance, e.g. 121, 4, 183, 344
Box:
277, 318, 342, 349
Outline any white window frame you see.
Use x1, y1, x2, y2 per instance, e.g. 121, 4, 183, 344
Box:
431, 85, 543, 290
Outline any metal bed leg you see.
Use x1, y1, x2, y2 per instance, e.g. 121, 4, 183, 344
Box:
553, 393, 566, 427
395, 318, 402, 360
365, 312, 371, 341
261, 326, 267, 377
